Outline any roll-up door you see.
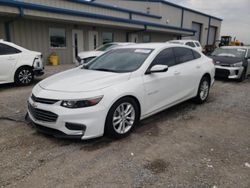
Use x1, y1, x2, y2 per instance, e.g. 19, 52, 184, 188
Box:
192, 22, 202, 42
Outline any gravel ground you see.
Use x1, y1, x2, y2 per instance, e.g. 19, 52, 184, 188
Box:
0, 65, 250, 188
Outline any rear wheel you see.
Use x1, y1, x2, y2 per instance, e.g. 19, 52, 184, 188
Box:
14, 66, 34, 86
194, 76, 210, 104
105, 97, 139, 139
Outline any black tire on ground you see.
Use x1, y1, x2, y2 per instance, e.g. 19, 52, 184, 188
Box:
193, 76, 210, 104
105, 97, 140, 139
238, 68, 246, 82
14, 66, 34, 86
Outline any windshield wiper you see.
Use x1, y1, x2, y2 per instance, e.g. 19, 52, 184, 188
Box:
92, 68, 119, 73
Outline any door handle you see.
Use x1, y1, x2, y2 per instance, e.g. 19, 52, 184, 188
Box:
174, 71, 180, 75
7, 57, 15, 60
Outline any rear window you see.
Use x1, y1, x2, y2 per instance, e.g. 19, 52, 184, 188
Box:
192, 50, 201, 59
173, 47, 194, 64
195, 42, 201, 47
186, 42, 195, 48
0, 43, 21, 55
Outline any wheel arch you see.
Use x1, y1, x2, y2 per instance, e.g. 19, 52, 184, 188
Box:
202, 73, 211, 85
14, 65, 34, 84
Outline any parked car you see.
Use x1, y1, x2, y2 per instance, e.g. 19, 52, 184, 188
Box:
27, 43, 215, 140
168, 40, 203, 52
210, 46, 250, 81
76, 42, 134, 65
0, 39, 44, 85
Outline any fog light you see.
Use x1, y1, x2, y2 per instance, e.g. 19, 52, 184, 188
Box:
65, 123, 86, 133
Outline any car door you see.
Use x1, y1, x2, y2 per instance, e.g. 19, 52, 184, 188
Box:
0, 43, 20, 82
143, 48, 181, 114
173, 47, 203, 99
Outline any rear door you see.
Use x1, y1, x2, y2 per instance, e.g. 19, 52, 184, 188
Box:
0, 43, 20, 82
173, 47, 203, 98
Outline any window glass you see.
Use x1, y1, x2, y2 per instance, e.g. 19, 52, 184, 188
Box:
102, 32, 113, 44
143, 35, 151, 43
151, 48, 176, 67
96, 43, 118, 51
195, 42, 201, 47
0, 43, 21, 55
49, 28, 66, 48
85, 48, 153, 73
186, 42, 195, 48
211, 48, 246, 58
192, 50, 201, 59
173, 47, 194, 64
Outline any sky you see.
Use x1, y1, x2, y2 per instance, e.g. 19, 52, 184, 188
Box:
169, 0, 250, 44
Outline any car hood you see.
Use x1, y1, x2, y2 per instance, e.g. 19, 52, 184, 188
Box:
210, 56, 244, 64
39, 68, 131, 92
78, 51, 104, 59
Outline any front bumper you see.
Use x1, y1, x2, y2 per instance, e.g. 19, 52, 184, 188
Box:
27, 97, 107, 140
215, 65, 244, 79
33, 68, 44, 76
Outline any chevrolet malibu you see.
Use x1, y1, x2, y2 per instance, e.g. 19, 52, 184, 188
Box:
27, 43, 215, 140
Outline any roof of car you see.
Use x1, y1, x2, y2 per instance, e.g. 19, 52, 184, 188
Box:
116, 42, 186, 50
168, 40, 200, 44
222, 46, 249, 49
109, 42, 135, 45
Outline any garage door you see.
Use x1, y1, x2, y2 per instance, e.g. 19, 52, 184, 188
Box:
208, 26, 217, 45
192, 22, 202, 42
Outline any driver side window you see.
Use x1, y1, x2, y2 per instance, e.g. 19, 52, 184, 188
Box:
151, 48, 176, 67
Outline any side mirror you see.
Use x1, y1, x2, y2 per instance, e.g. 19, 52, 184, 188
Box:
146, 64, 168, 74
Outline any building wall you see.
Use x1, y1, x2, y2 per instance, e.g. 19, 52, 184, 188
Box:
97, 0, 222, 46
7, 18, 136, 64
182, 10, 209, 46
97, 0, 161, 15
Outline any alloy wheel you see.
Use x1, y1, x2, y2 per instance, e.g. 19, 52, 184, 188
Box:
200, 80, 209, 101
112, 102, 135, 134
18, 69, 33, 84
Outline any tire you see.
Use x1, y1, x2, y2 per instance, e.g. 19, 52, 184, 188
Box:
105, 97, 140, 139
14, 66, 34, 86
238, 68, 246, 82
193, 76, 210, 104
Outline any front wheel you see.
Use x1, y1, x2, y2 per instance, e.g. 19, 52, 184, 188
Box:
14, 67, 34, 86
105, 97, 140, 139
193, 76, 210, 104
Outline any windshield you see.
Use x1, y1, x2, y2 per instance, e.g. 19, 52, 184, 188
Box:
211, 48, 246, 58
95, 43, 118, 51
84, 48, 153, 73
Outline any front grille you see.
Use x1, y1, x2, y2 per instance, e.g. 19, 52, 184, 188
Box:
220, 64, 230, 67
31, 94, 59, 104
28, 103, 58, 123
215, 68, 230, 77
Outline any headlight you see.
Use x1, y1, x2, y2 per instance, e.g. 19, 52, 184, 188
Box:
231, 62, 243, 67
61, 96, 103, 108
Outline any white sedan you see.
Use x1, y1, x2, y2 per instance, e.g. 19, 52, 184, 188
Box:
168, 40, 203, 52
0, 40, 44, 85
76, 42, 134, 65
27, 43, 215, 140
